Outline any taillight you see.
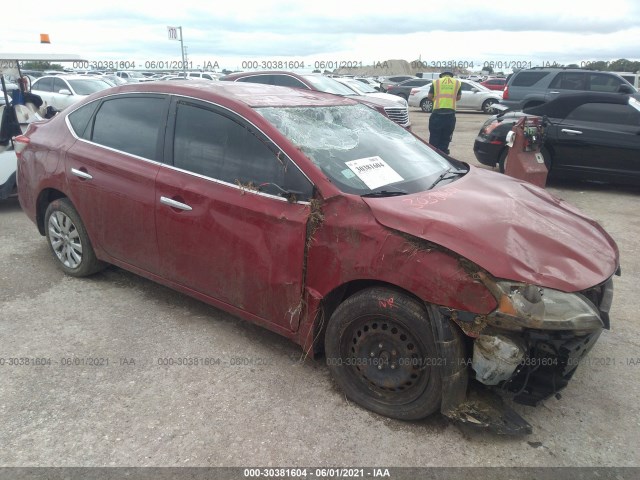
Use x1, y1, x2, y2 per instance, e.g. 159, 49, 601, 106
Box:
481, 121, 501, 136
503, 86, 509, 100
13, 135, 30, 158
409, 88, 419, 95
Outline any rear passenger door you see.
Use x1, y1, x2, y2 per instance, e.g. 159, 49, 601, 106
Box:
65, 94, 170, 274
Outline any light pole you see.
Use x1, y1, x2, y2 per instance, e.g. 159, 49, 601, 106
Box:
178, 27, 186, 76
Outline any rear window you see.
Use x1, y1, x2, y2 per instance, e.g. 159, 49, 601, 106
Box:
511, 71, 550, 87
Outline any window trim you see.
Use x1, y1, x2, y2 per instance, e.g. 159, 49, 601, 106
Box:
63, 91, 315, 204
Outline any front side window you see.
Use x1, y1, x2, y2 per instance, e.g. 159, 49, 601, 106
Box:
549, 72, 587, 90
565, 103, 640, 125
33, 77, 54, 92
53, 78, 68, 93
91, 96, 166, 160
257, 104, 456, 195
173, 102, 312, 200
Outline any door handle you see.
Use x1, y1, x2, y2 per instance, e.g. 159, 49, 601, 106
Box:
550, 91, 560, 94
561, 129, 583, 135
160, 196, 192, 211
70, 168, 93, 180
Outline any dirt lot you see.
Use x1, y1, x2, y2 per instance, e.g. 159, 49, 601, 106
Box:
1, 109, 639, 468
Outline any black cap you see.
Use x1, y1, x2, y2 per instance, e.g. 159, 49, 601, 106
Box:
440, 71, 454, 77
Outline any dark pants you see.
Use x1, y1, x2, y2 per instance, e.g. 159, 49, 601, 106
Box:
428, 110, 456, 155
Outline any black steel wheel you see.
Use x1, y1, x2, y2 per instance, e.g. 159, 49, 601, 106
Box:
44, 198, 106, 277
325, 287, 442, 420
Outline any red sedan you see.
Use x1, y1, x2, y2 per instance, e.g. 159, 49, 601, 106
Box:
16, 81, 619, 433
481, 78, 507, 91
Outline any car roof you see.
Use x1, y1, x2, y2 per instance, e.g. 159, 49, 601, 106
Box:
94, 80, 358, 108
522, 92, 631, 117
35, 75, 106, 81
221, 70, 308, 81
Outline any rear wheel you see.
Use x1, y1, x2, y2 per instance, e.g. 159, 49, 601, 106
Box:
44, 198, 106, 277
420, 98, 433, 113
325, 287, 442, 420
482, 98, 498, 113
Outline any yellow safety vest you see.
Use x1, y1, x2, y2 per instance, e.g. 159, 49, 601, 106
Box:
433, 77, 461, 110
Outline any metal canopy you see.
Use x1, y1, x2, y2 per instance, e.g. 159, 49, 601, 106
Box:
0, 53, 86, 62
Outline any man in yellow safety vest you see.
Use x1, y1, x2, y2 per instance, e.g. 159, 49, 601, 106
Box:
427, 71, 462, 155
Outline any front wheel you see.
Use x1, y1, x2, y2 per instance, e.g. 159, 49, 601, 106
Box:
44, 198, 106, 277
420, 98, 434, 113
325, 287, 442, 420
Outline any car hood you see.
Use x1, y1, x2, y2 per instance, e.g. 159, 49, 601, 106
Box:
348, 94, 405, 108
362, 167, 618, 292
361, 92, 408, 105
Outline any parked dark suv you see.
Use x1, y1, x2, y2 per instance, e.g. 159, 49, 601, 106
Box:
501, 67, 637, 110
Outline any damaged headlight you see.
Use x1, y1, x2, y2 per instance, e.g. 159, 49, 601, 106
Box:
489, 282, 603, 331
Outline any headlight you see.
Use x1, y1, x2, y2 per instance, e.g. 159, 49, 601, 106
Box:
489, 281, 603, 331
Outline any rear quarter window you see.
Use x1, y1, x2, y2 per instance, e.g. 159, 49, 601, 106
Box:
511, 72, 550, 87
67, 101, 100, 139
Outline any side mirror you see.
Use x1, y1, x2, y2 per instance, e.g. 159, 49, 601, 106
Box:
471, 88, 479, 93
58, 89, 72, 95
617, 84, 634, 94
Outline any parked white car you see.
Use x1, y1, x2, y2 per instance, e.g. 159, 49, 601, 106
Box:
31, 75, 112, 110
115, 71, 151, 83
333, 77, 410, 106
408, 79, 502, 113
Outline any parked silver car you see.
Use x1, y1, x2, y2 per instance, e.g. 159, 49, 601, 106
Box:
409, 79, 502, 113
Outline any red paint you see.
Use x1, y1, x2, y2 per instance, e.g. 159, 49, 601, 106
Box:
379, 297, 395, 309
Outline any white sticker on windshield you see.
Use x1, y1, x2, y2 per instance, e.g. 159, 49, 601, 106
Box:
345, 156, 404, 190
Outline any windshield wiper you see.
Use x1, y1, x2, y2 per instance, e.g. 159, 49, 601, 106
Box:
361, 190, 408, 198
427, 167, 466, 190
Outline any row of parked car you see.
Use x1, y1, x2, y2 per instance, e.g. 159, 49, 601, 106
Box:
353, 67, 640, 186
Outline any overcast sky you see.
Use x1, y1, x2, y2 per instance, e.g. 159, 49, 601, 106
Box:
2, 0, 639, 73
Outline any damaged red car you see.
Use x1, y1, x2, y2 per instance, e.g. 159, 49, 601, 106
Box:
16, 81, 619, 434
